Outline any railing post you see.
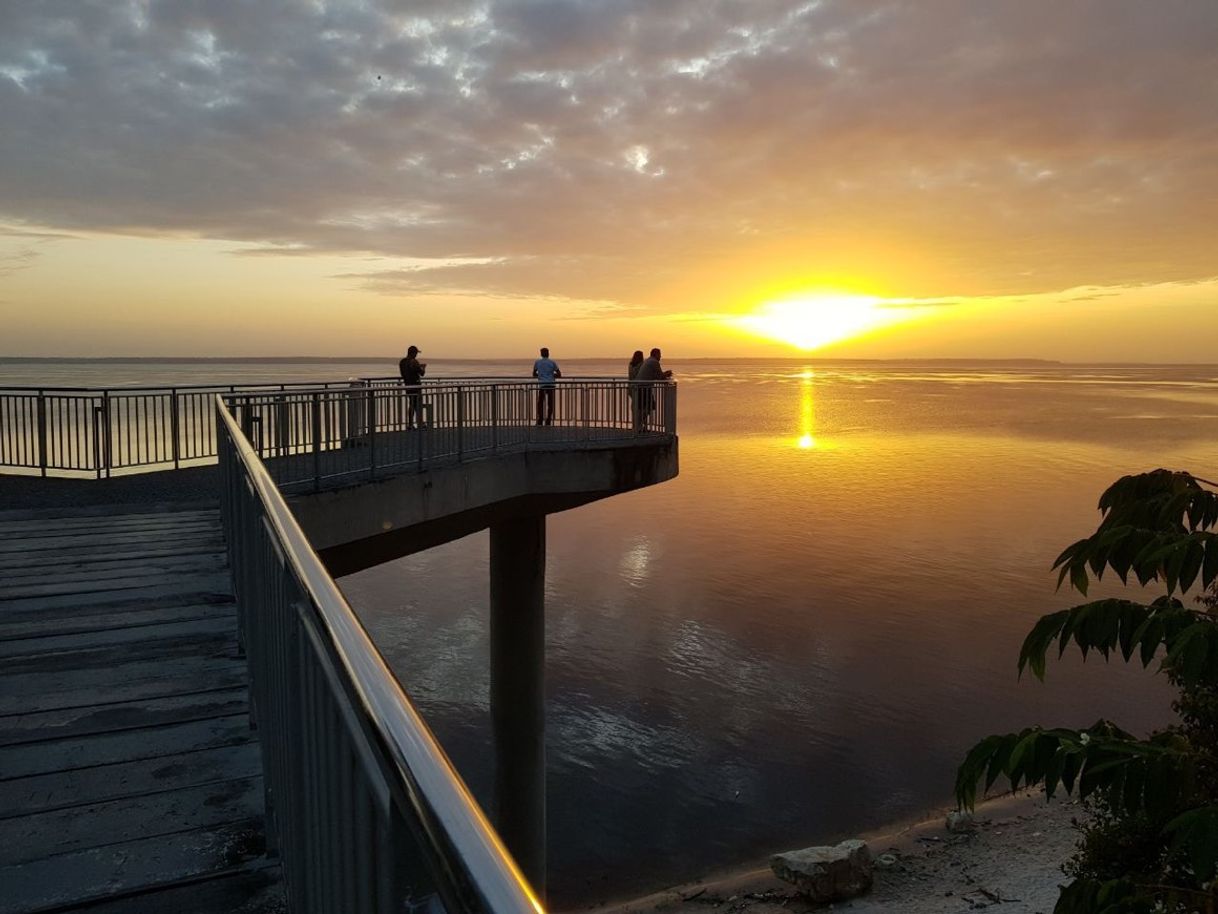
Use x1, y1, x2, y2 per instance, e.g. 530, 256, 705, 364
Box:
367, 385, 377, 480
36, 391, 47, 477
275, 396, 288, 457
240, 396, 255, 441
416, 387, 425, 473
581, 384, 590, 440
92, 402, 103, 479
457, 386, 465, 460
491, 385, 499, 453
666, 383, 677, 436
311, 392, 321, 492
101, 390, 112, 477
170, 388, 181, 469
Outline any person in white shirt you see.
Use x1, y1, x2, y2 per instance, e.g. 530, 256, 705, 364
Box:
532, 347, 561, 426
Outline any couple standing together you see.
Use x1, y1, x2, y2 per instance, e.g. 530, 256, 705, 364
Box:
627, 348, 673, 431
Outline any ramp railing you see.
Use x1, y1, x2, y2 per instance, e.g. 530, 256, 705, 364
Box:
217, 394, 544, 914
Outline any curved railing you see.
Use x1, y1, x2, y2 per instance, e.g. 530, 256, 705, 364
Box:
218, 394, 544, 914
0, 377, 675, 478
226, 379, 676, 493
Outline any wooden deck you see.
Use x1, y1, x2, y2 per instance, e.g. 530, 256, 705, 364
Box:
0, 506, 284, 913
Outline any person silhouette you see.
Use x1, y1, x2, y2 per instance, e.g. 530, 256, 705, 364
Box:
532, 347, 561, 426
398, 345, 426, 429
628, 350, 646, 430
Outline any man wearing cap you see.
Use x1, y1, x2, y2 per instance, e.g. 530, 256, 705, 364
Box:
399, 345, 427, 429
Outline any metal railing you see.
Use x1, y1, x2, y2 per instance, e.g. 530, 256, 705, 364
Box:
0, 378, 676, 479
218, 395, 543, 914
226, 379, 676, 493
0, 380, 359, 477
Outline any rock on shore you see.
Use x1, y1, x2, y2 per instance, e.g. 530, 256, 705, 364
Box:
770, 840, 873, 902
590, 792, 1076, 914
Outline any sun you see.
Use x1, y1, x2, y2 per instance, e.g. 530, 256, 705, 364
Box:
735, 293, 903, 350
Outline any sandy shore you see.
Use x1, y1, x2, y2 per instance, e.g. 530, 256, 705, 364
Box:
587, 792, 1078, 914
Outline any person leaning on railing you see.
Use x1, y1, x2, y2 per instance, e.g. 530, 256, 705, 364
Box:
632, 348, 672, 431
399, 345, 427, 429
628, 350, 645, 430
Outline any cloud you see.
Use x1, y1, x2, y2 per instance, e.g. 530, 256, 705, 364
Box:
0, 225, 77, 240
2, 1, 1216, 308
0, 247, 39, 275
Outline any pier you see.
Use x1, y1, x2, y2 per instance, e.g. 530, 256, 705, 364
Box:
0, 378, 678, 914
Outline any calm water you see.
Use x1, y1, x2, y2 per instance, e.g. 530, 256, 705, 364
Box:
8, 359, 1216, 905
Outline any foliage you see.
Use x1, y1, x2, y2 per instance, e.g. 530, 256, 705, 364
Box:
956, 470, 1218, 914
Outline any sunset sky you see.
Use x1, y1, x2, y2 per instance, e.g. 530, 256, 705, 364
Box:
1, 1, 1216, 360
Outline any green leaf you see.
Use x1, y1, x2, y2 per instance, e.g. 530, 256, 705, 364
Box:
1203, 535, 1218, 590
1161, 622, 1218, 687
1179, 538, 1205, 593
1007, 731, 1039, 787
1164, 805, 1218, 882
1019, 610, 1070, 680
1070, 561, 1090, 596
1043, 746, 1067, 800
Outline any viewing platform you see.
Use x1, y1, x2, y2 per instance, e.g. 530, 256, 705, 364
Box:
0, 377, 679, 914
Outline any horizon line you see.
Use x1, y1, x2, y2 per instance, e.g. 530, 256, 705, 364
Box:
3, 355, 1218, 367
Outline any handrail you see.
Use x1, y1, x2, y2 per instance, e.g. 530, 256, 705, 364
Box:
0, 376, 632, 393
217, 394, 543, 914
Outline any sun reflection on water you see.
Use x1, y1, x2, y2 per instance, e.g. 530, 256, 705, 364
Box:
797, 368, 817, 449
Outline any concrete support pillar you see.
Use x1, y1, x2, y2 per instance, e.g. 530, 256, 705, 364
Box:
489, 514, 547, 894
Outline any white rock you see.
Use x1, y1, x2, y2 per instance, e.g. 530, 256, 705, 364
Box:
770, 840, 873, 902
946, 810, 977, 833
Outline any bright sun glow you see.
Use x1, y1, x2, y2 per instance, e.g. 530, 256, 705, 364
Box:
736, 293, 903, 350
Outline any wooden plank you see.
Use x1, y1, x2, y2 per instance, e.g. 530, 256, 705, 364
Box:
0, 743, 264, 819
0, 531, 224, 556
0, 510, 217, 536
55, 867, 284, 914
0, 630, 237, 677
0, 516, 216, 536
0, 558, 230, 594
0, 713, 255, 779
0, 602, 234, 641
0, 820, 270, 914
0, 546, 226, 574
0, 517, 218, 541
0, 591, 233, 627
0, 687, 248, 747
0, 576, 235, 614
0, 776, 264, 866
0, 503, 216, 523
0, 525, 221, 555
0, 569, 233, 602
0, 547, 227, 574
0, 615, 237, 660
0, 657, 247, 715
